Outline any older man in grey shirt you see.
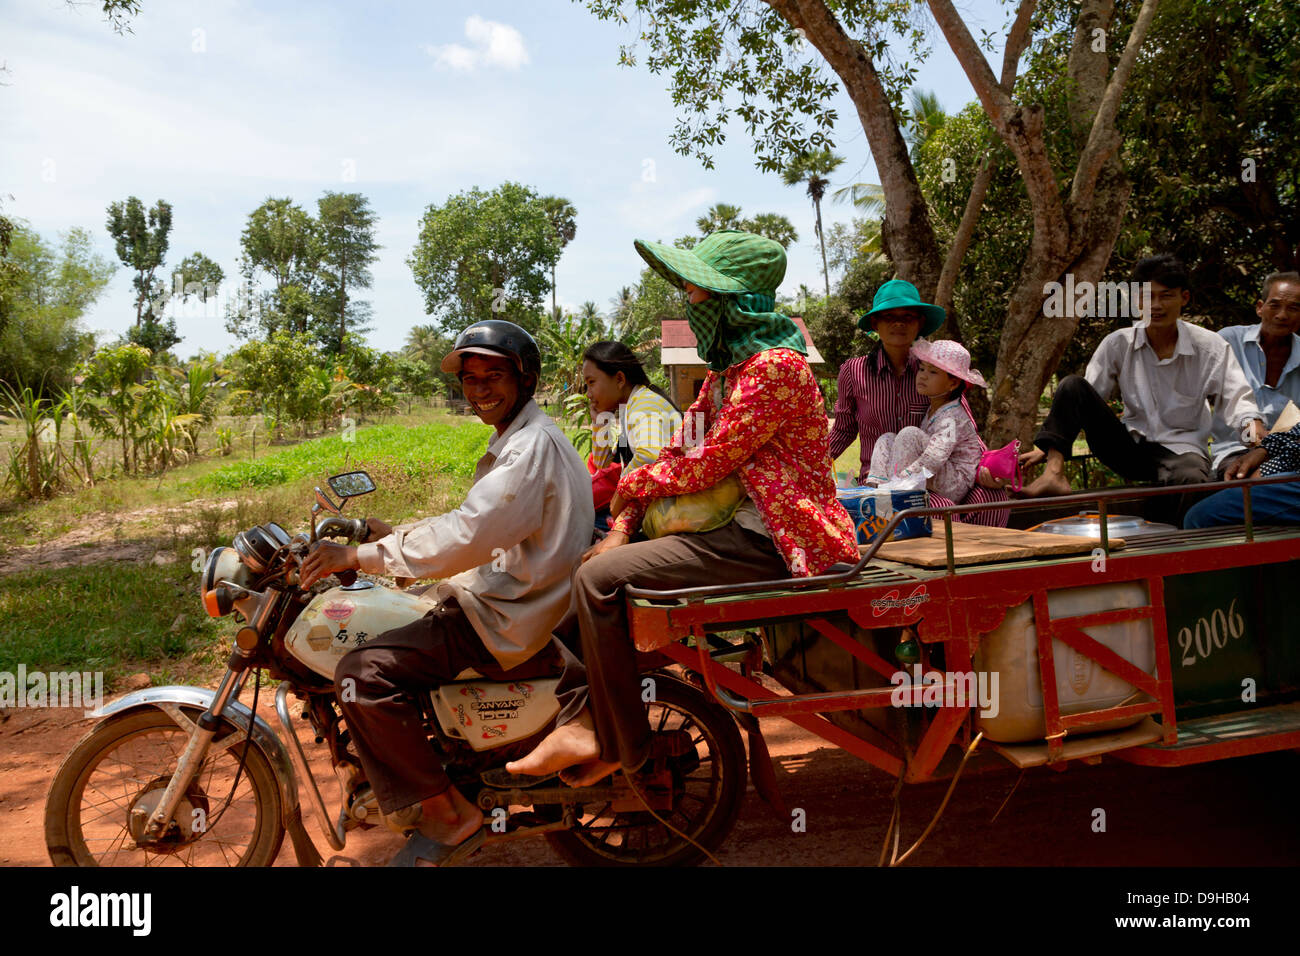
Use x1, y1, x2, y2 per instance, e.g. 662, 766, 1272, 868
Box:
300, 320, 592, 865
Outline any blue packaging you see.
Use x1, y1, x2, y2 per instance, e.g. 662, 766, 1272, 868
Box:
838, 487, 932, 545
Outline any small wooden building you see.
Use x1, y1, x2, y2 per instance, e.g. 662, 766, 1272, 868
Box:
659, 317, 825, 409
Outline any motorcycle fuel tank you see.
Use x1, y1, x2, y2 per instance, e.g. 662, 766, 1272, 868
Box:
285, 582, 434, 679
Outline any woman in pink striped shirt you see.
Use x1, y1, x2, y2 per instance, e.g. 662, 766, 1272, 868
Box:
827, 280, 1010, 526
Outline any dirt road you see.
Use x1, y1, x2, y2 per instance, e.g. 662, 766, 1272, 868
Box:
4, 697, 1295, 867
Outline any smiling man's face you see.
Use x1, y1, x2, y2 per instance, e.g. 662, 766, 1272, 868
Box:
459, 354, 521, 433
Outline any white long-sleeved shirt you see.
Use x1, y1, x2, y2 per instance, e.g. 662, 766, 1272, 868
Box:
356, 400, 594, 669
1085, 320, 1260, 459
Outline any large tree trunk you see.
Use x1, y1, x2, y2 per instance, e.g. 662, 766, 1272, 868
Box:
766, 0, 944, 296
929, 0, 1159, 444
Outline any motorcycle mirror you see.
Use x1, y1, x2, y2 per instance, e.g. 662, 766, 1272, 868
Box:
328, 470, 376, 499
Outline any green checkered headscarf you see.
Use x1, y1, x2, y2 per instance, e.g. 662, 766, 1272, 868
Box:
635, 230, 807, 372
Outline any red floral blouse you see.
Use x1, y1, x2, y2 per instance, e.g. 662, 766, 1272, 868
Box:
612, 348, 859, 576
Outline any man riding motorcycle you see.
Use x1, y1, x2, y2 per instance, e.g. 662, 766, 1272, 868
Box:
299, 319, 593, 866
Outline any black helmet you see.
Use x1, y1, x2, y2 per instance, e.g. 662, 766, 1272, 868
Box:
440, 320, 541, 382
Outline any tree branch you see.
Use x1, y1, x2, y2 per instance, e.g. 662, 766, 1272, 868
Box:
1069, 0, 1161, 210
1000, 0, 1037, 92
935, 150, 996, 321
925, 0, 1011, 125
764, 0, 944, 292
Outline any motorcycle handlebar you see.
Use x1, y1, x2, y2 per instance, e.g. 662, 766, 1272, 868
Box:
314, 516, 368, 542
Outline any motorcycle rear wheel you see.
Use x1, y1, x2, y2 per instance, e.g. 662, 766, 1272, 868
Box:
46, 708, 284, 867
545, 673, 745, 867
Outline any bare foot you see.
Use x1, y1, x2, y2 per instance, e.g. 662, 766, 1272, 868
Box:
1018, 471, 1072, 498
560, 759, 623, 788
505, 710, 601, 777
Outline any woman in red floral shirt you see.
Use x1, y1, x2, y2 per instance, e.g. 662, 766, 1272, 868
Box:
508, 230, 858, 786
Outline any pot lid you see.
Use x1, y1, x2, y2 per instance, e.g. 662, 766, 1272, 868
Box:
1029, 511, 1179, 536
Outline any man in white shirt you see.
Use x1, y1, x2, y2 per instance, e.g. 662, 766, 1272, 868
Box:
1207, 271, 1300, 478
299, 320, 593, 866
1021, 254, 1263, 499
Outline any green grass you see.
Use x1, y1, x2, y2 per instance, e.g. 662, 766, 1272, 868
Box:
194, 419, 492, 492
0, 407, 498, 684
0, 556, 229, 678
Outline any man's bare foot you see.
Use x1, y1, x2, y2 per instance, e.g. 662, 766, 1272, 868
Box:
560, 759, 623, 788
1019, 471, 1072, 498
505, 710, 601, 777
417, 786, 483, 849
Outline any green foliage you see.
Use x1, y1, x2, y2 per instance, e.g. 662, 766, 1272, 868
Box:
611, 264, 686, 357
197, 419, 491, 491
226, 331, 320, 437
315, 191, 380, 354
79, 342, 154, 474
0, 560, 220, 677
1117, 0, 1299, 311
0, 224, 112, 394
169, 251, 223, 304
583, 0, 929, 174
562, 392, 593, 457
106, 196, 178, 351
408, 182, 561, 335
695, 204, 798, 247
539, 312, 608, 399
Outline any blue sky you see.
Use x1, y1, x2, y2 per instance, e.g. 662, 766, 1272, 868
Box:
2, 0, 1002, 355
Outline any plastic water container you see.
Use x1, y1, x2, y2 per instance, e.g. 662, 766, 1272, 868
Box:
972, 581, 1155, 743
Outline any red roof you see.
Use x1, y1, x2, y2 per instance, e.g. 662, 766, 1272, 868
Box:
660, 317, 817, 350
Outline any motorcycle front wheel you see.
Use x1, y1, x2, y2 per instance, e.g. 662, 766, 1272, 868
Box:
546, 672, 745, 867
45, 708, 285, 867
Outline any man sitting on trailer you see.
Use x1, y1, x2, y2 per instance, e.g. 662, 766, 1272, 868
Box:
1019, 254, 1265, 499
1207, 271, 1300, 479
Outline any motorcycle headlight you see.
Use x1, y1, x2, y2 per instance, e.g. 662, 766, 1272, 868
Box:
201, 546, 251, 617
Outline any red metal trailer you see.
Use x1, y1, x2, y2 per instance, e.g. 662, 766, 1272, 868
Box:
624, 474, 1300, 841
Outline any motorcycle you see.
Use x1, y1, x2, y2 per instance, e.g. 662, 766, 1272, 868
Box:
43, 471, 747, 867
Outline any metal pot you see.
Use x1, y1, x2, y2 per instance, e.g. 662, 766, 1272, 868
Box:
1028, 512, 1179, 539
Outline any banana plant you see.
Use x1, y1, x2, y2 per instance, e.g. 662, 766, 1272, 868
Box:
1, 379, 62, 499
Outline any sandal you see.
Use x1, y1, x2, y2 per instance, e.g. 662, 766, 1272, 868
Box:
386, 827, 486, 867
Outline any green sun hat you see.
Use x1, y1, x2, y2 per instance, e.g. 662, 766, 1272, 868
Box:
634, 230, 787, 297
858, 279, 946, 338
634, 230, 805, 371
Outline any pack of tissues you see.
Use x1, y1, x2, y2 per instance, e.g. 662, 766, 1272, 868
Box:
837, 474, 932, 546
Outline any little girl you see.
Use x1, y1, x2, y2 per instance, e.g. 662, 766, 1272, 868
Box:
866, 339, 986, 502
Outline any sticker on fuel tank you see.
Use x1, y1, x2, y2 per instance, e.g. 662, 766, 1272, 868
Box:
322, 599, 356, 622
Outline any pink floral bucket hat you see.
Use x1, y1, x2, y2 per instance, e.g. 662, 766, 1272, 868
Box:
910, 338, 987, 388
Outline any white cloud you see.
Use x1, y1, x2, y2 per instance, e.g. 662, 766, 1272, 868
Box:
424, 16, 530, 72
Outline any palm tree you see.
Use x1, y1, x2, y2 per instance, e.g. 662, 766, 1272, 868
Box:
608, 285, 634, 339
906, 89, 947, 160
782, 149, 845, 298
743, 212, 799, 248
404, 324, 448, 367
578, 301, 604, 326
541, 196, 577, 318
695, 203, 745, 235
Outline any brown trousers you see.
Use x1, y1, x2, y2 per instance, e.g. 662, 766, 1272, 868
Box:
560, 521, 789, 770
335, 601, 582, 813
